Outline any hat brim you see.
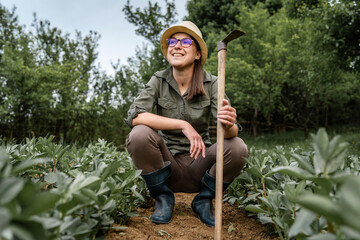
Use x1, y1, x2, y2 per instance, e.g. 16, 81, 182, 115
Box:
161, 25, 207, 66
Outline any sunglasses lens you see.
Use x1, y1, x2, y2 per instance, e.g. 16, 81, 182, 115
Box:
181, 38, 193, 47
166, 38, 193, 48
167, 38, 178, 46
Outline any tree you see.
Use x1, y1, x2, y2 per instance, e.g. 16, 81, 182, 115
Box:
0, 4, 104, 142
122, 0, 177, 84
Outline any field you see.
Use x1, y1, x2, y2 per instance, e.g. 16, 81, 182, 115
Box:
0, 127, 359, 240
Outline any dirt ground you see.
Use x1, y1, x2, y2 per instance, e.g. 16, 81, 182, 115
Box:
106, 193, 278, 240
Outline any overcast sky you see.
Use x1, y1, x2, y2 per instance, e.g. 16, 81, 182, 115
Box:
1, 0, 187, 75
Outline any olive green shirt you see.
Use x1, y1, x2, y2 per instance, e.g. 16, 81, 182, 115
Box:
125, 67, 235, 155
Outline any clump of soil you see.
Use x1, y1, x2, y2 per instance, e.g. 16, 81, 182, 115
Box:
107, 193, 278, 240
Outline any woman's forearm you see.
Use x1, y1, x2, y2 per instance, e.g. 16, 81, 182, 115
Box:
132, 112, 187, 130
224, 124, 238, 139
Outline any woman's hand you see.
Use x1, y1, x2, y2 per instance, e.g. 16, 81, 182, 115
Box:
217, 99, 237, 129
181, 121, 206, 159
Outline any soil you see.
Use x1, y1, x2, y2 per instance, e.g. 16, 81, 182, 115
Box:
106, 193, 279, 240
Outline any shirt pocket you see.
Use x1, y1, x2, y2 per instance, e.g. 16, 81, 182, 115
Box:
158, 98, 178, 118
188, 100, 211, 127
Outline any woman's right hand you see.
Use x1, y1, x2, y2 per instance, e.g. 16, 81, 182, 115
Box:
181, 121, 206, 159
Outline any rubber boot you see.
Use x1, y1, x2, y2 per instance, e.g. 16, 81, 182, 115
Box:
141, 161, 174, 224
191, 171, 230, 227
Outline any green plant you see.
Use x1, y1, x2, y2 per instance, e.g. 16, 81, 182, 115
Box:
227, 128, 360, 239
0, 136, 146, 240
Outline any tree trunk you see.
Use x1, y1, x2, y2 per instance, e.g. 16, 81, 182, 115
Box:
252, 108, 258, 138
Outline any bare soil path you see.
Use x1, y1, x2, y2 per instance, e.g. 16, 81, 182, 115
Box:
107, 193, 278, 240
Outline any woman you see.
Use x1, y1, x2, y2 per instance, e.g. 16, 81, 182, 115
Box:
125, 21, 248, 227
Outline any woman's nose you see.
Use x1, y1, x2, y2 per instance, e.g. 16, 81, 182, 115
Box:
174, 40, 182, 49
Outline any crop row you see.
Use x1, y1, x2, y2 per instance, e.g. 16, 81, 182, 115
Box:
0, 136, 146, 240
1, 128, 359, 239
226, 128, 360, 239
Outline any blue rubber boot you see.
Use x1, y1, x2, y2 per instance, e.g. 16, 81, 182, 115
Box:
191, 171, 230, 227
141, 161, 174, 224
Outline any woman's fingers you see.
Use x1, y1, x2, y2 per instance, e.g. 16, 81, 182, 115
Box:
181, 121, 206, 159
190, 137, 205, 159
217, 99, 237, 128
201, 140, 206, 158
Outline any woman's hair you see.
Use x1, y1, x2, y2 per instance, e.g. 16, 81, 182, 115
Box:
187, 38, 206, 100
187, 59, 205, 100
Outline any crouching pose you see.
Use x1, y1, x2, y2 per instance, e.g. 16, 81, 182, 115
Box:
125, 21, 248, 227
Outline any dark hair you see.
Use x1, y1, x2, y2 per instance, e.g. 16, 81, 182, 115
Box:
187, 59, 205, 100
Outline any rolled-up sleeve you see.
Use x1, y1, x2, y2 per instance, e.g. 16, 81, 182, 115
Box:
124, 75, 160, 128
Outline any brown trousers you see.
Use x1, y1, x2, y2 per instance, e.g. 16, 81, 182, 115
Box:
126, 125, 249, 193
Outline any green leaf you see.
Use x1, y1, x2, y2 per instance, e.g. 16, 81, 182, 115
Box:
297, 193, 341, 223
12, 158, 51, 175
243, 193, 260, 203
31, 216, 62, 229
295, 181, 307, 195
0, 150, 9, 171
338, 176, 360, 232
246, 166, 263, 178
258, 216, 273, 224
306, 233, 337, 240
100, 161, 122, 180
340, 226, 360, 240
0, 208, 11, 232
57, 198, 80, 215
73, 222, 92, 236
310, 177, 333, 196
56, 145, 70, 162
312, 128, 328, 175
292, 153, 315, 174
267, 166, 313, 179
67, 173, 100, 197
328, 172, 353, 184
102, 199, 116, 212
340, 177, 360, 215
288, 208, 317, 237
9, 220, 47, 240
326, 140, 348, 175
245, 205, 268, 214
80, 188, 98, 202
284, 183, 296, 202
0, 177, 24, 204
60, 216, 81, 233
22, 192, 61, 218
44, 172, 58, 184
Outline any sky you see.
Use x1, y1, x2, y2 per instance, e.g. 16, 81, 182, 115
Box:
0, 0, 188, 75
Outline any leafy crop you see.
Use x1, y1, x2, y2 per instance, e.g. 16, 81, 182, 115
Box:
0, 136, 146, 240
1, 128, 359, 240
226, 128, 360, 240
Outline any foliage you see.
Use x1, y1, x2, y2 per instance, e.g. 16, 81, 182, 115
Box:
226, 128, 360, 239
1, 0, 359, 146
122, 0, 177, 85
0, 136, 146, 240
190, 0, 360, 136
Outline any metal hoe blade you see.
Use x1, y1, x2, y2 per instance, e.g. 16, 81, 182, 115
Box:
217, 30, 245, 52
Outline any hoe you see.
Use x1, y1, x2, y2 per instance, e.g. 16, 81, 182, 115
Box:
215, 29, 245, 239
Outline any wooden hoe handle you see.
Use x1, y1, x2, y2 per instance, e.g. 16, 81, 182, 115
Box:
215, 29, 245, 240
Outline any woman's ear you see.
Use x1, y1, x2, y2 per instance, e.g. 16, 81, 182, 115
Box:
195, 51, 201, 60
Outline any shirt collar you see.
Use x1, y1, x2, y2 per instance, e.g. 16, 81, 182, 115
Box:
154, 67, 211, 84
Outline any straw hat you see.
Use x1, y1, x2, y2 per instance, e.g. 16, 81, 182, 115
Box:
160, 21, 207, 66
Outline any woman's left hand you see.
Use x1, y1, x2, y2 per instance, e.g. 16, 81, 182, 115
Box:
217, 99, 237, 129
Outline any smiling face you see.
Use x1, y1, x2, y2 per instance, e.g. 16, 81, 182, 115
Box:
166, 32, 201, 70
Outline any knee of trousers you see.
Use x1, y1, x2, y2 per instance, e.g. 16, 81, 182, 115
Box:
223, 137, 249, 169
126, 125, 160, 153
